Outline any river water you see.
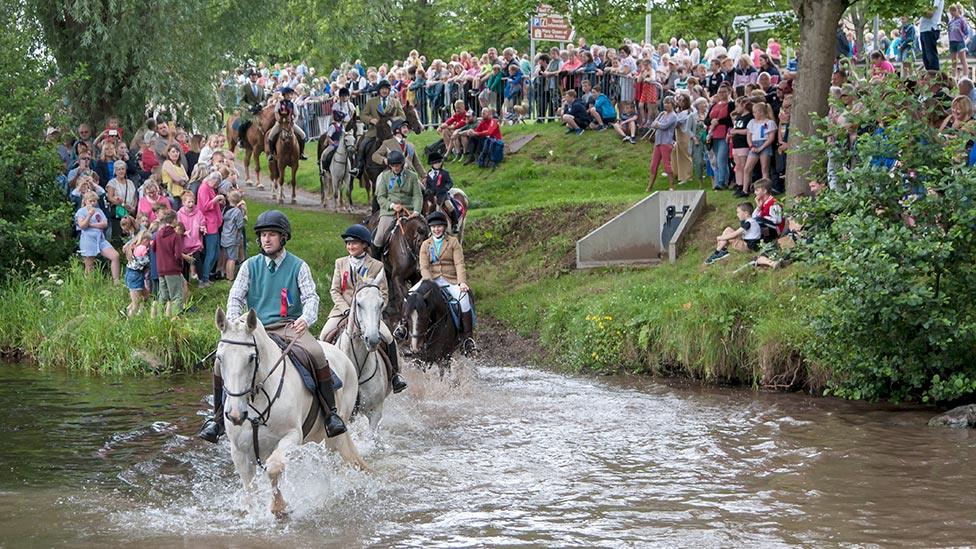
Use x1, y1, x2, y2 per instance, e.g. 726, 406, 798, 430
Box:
1, 358, 974, 548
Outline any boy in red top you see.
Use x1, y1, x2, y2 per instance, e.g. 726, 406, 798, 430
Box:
752, 179, 785, 239
460, 107, 502, 165
151, 210, 187, 318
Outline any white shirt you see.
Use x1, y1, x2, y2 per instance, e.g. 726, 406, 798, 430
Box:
728, 45, 742, 59
919, 0, 945, 32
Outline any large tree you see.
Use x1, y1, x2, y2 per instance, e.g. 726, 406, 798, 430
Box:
33, 0, 266, 131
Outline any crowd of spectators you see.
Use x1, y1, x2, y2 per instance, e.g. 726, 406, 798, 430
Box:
52, 117, 250, 317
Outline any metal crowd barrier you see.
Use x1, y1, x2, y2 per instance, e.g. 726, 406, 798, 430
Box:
297, 72, 668, 137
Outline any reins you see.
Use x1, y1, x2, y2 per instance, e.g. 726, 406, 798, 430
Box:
219, 333, 299, 469
344, 283, 384, 388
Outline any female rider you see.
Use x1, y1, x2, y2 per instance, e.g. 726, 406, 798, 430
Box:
410, 211, 475, 355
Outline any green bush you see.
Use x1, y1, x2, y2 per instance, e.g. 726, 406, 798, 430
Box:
795, 77, 976, 403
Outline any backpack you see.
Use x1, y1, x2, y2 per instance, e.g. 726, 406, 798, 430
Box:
478, 137, 504, 168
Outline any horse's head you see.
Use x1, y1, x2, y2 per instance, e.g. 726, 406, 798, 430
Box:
402, 281, 435, 355
404, 101, 423, 134
215, 307, 262, 426
350, 273, 386, 351
400, 215, 430, 254
342, 131, 357, 154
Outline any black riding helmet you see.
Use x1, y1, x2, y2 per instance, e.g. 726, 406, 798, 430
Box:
378, 80, 391, 90
253, 210, 292, 240
387, 149, 406, 166
338, 87, 350, 97
341, 224, 373, 245
427, 211, 449, 227
391, 119, 408, 133
428, 150, 444, 164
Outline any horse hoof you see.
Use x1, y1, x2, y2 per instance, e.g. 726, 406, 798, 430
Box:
245, 179, 254, 186
273, 508, 289, 521
291, 199, 297, 205
256, 184, 265, 190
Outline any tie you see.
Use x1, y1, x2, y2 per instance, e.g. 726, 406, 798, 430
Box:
269, 260, 276, 273
380, 98, 386, 114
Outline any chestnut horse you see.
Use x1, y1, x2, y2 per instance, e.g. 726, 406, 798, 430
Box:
364, 210, 429, 323
226, 105, 275, 189
269, 116, 300, 204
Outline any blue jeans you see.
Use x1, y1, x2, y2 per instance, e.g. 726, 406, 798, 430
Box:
711, 138, 730, 189
201, 233, 219, 283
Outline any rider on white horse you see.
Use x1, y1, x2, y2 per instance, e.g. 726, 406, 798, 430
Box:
198, 210, 346, 443
319, 224, 408, 393
266, 87, 308, 160
410, 211, 476, 354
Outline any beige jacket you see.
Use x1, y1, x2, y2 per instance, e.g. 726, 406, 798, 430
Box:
371, 137, 426, 176
419, 235, 467, 285
327, 255, 388, 319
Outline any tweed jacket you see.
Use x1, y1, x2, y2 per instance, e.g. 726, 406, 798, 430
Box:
327, 254, 388, 319
362, 95, 405, 138
419, 235, 467, 285
371, 136, 425, 176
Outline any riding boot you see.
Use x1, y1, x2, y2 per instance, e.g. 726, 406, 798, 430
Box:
387, 341, 407, 393
197, 374, 225, 443
266, 137, 274, 162
315, 370, 347, 438
460, 311, 477, 356
449, 209, 461, 233
298, 137, 308, 160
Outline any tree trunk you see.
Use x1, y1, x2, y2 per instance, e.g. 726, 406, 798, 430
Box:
786, 0, 851, 196
850, 6, 867, 62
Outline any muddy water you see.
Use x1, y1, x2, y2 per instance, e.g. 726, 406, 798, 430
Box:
0, 359, 974, 548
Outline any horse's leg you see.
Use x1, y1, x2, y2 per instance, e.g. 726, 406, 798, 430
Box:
325, 432, 369, 471
367, 397, 384, 431
230, 445, 257, 511
266, 430, 300, 520
290, 164, 297, 204
243, 148, 253, 185
255, 150, 264, 190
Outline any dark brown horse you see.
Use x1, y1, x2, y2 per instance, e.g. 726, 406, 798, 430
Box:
226, 105, 275, 189
269, 115, 300, 204
365, 210, 428, 323
398, 279, 460, 366
359, 102, 424, 211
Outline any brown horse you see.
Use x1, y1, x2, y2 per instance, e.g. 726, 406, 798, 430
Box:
365, 210, 428, 323
269, 116, 300, 204
226, 105, 275, 189
398, 279, 461, 366
358, 102, 424, 211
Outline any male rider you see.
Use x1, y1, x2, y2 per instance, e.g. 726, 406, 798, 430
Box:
238, 69, 265, 146
266, 86, 308, 160
372, 150, 423, 259
354, 80, 405, 175
371, 119, 425, 176
319, 224, 408, 393
198, 210, 346, 443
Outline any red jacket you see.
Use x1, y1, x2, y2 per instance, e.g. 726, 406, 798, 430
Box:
153, 225, 184, 276
473, 118, 502, 140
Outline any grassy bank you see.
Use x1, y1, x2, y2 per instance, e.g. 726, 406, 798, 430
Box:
0, 203, 356, 374
4, 122, 816, 387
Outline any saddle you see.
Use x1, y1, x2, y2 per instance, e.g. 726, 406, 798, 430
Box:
267, 333, 342, 438
321, 316, 348, 345
440, 287, 464, 333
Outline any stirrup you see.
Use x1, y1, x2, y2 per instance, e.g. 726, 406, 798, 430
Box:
198, 416, 224, 443
461, 338, 477, 356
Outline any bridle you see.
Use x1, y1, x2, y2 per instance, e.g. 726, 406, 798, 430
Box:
402, 289, 455, 356
218, 334, 297, 469
345, 283, 384, 387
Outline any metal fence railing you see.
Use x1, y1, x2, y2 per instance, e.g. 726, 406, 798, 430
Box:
296, 73, 671, 139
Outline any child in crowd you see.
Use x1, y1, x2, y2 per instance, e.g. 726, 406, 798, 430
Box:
614, 101, 639, 144
75, 190, 121, 283
122, 230, 151, 316
705, 202, 761, 264
220, 190, 246, 280
177, 191, 205, 281
637, 60, 658, 127
948, 3, 972, 78
744, 102, 777, 194
151, 210, 185, 318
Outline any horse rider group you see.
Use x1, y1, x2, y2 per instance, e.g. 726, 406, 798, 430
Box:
199, 206, 475, 443
353, 80, 405, 177
237, 69, 308, 161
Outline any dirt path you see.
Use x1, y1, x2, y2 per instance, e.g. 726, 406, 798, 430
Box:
233, 158, 324, 210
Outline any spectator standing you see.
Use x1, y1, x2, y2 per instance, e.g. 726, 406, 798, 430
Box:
671, 94, 695, 185
947, 3, 971, 77
196, 172, 225, 288
177, 191, 205, 282
161, 145, 189, 211
106, 160, 137, 246
221, 190, 246, 281
75, 191, 120, 284
647, 97, 678, 191
744, 102, 777, 194
919, 0, 946, 71
151, 210, 185, 318
706, 84, 733, 190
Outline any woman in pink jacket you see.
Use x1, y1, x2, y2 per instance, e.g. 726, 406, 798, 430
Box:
195, 172, 226, 288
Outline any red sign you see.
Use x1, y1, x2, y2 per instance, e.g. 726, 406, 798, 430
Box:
531, 9, 574, 42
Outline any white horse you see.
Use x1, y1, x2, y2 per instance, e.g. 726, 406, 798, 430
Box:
214, 307, 367, 518
332, 275, 392, 430
321, 132, 356, 211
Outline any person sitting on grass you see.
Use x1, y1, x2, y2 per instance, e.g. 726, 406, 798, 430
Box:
754, 179, 824, 269
588, 84, 617, 130
614, 101, 639, 144
704, 202, 761, 264
560, 89, 592, 136
753, 178, 785, 241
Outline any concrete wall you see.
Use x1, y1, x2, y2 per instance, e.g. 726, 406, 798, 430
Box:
576, 190, 706, 269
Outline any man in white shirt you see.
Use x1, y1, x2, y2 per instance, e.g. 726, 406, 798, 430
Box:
728, 38, 743, 60
714, 38, 728, 58
919, 0, 945, 70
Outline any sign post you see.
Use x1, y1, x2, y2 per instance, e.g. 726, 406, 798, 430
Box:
529, 3, 575, 60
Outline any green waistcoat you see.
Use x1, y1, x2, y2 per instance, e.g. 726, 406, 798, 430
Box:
247, 253, 303, 326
